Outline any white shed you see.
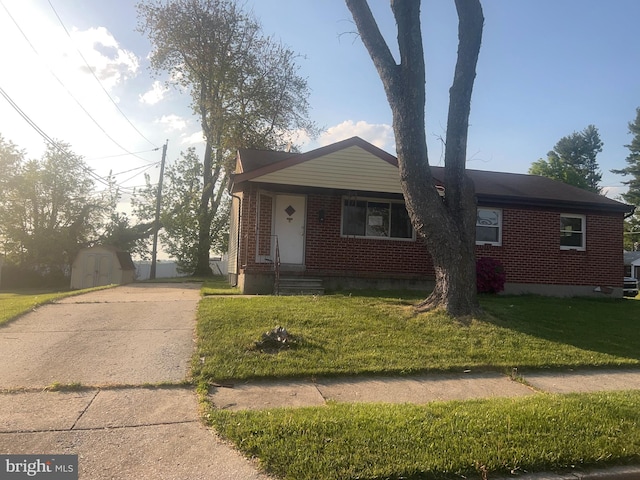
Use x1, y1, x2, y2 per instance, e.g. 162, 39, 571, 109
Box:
70, 245, 136, 289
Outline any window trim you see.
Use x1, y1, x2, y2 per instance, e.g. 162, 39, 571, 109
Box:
560, 213, 586, 251
340, 196, 416, 241
475, 208, 502, 246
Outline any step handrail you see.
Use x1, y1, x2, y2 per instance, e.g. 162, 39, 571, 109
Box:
273, 235, 280, 295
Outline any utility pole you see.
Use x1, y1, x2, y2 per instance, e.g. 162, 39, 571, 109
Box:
150, 140, 168, 280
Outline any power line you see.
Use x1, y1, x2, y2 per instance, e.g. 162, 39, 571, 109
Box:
0, 84, 116, 189
118, 163, 159, 185
0, 0, 158, 162
46, 0, 158, 149
87, 149, 160, 163
111, 162, 161, 177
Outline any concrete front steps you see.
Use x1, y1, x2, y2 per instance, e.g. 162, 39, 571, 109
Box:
277, 277, 324, 296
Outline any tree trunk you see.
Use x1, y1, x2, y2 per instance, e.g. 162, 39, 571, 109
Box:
193, 139, 214, 277
346, 0, 483, 317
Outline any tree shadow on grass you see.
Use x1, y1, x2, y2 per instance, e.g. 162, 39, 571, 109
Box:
479, 295, 640, 365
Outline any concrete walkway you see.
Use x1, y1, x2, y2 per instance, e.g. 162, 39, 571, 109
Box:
209, 369, 640, 410
0, 284, 270, 480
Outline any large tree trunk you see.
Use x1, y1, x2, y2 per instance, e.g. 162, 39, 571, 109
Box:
194, 139, 215, 277
346, 0, 483, 316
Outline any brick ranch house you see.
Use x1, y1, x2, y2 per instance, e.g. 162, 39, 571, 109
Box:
227, 136, 634, 297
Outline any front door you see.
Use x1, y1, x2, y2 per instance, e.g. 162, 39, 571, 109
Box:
274, 194, 306, 265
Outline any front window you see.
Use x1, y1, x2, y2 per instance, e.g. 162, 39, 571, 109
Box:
560, 214, 586, 250
342, 198, 413, 240
476, 208, 502, 246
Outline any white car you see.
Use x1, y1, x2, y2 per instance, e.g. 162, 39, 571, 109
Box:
624, 277, 639, 297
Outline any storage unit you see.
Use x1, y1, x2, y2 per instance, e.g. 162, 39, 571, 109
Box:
70, 246, 136, 289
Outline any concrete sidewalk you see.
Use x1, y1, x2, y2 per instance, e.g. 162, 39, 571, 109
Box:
208, 369, 640, 411
0, 387, 268, 479
206, 369, 640, 480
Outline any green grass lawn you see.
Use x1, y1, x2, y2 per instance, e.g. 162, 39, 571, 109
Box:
194, 294, 640, 382
209, 391, 640, 480
200, 276, 242, 295
195, 291, 640, 479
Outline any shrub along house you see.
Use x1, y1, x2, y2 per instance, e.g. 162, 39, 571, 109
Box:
228, 137, 634, 296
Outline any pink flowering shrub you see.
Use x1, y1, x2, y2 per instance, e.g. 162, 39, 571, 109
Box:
476, 257, 506, 294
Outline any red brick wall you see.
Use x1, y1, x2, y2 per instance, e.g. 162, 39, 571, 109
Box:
238, 185, 273, 273
239, 188, 625, 286
305, 194, 433, 277
257, 194, 273, 257
476, 207, 624, 287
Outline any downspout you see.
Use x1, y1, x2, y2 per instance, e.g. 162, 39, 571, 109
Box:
230, 193, 242, 287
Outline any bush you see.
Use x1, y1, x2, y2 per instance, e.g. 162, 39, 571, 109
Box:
476, 257, 506, 294
0, 262, 69, 289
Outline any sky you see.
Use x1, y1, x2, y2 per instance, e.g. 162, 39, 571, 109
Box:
1, 0, 640, 207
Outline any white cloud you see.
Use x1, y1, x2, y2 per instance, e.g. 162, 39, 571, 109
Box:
69, 26, 139, 90
318, 120, 395, 152
155, 114, 187, 132
140, 80, 169, 105
601, 185, 627, 200
181, 130, 205, 145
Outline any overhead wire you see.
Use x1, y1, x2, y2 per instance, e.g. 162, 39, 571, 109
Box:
0, 0, 156, 164
46, 0, 158, 150
0, 84, 144, 192
111, 162, 161, 177
87, 149, 160, 163
118, 163, 159, 185
0, 1, 163, 194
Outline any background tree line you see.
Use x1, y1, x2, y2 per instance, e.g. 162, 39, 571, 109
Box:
0, 136, 140, 286
527, 113, 640, 249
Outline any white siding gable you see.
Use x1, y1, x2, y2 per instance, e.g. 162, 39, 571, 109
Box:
252, 145, 402, 193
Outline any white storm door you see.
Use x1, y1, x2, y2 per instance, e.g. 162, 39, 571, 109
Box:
274, 194, 306, 265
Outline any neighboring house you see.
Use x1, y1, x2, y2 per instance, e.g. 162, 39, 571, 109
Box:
624, 251, 640, 279
228, 136, 634, 297
70, 245, 136, 289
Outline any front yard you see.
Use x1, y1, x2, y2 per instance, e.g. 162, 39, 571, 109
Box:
194, 293, 640, 382
195, 286, 640, 480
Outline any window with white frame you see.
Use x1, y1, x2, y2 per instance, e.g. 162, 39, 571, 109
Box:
476, 208, 502, 245
560, 214, 586, 250
342, 198, 414, 239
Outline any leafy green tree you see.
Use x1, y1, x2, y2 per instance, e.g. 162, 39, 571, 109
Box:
0, 140, 103, 281
132, 148, 229, 272
0, 135, 25, 256
98, 174, 155, 257
612, 108, 640, 249
529, 125, 603, 193
137, 0, 317, 276
346, 0, 484, 316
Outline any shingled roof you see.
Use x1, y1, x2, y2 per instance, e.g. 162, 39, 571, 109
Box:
232, 137, 634, 214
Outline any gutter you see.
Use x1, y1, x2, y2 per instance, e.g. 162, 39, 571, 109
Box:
477, 194, 635, 215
